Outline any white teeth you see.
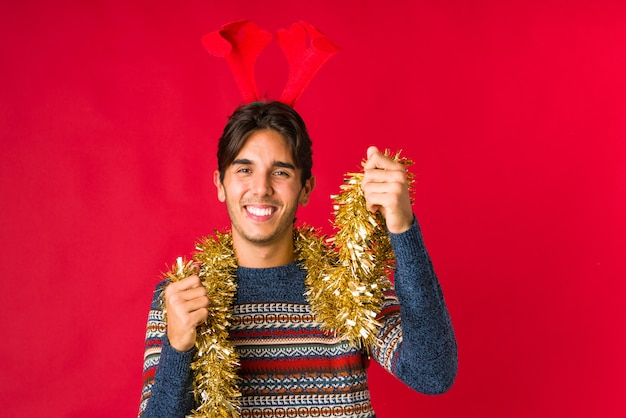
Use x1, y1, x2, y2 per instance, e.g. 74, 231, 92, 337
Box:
247, 206, 273, 216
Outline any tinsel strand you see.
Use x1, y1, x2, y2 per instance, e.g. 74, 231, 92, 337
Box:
302, 150, 414, 351
163, 232, 241, 418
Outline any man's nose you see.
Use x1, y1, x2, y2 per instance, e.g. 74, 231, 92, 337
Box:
252, 172, 273, 196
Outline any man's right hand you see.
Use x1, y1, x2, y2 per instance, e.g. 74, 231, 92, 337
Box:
164, 274, 209, 352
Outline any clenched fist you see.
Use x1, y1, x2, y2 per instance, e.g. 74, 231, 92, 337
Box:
164, 274, 209, 352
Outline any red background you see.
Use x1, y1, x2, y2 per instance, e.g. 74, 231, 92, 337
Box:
1, 1, 625, 417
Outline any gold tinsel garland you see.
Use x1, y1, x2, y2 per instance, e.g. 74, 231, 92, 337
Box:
162, 151, 413, 418
165, 233, 241, 417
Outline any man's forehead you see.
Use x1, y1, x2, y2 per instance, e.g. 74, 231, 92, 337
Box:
232, 134, 297, 166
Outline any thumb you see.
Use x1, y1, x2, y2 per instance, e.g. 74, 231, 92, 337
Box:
366, 145, 379, 160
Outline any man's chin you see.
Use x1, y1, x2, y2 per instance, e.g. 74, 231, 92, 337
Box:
235, 229, 278, 245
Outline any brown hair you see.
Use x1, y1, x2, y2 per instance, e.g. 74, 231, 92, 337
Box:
217, 101, 313, 186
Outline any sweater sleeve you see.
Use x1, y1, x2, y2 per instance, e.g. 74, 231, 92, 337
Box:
371, 217, 458, 395
138, 282, 196, 418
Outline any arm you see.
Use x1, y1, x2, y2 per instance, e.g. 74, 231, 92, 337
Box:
138, 276, 208, 417
373, 220, 458, 394
362, 146, 458, 394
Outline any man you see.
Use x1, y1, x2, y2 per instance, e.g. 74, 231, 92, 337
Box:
139, 101, 457, 417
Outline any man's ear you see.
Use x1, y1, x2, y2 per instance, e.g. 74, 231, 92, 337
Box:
213, 170, 225, 202
298, 175, 316, 206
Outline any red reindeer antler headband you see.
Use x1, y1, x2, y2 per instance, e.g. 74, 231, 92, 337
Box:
202, 20, 340, 107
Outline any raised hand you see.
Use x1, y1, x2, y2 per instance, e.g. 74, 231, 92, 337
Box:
361, 146, 414, 234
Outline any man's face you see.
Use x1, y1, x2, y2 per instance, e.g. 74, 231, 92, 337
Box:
214, 129, 314, 248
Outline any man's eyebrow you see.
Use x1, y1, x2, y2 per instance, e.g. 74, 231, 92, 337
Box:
274, 161, 296, 170
232, 158, 253, 165
231, 159, 296, 170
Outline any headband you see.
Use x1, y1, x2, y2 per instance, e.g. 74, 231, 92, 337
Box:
202, 20, 341, 106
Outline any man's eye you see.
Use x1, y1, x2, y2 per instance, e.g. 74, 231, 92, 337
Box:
237, 168, 251, 173
274, 170, 290, 177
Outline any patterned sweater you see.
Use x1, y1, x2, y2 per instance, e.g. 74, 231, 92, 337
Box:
138, 220, 457, 417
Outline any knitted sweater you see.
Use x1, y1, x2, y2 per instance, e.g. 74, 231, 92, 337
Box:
138, 220, 457, 417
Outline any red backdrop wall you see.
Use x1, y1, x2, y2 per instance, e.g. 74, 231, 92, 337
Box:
1, 1, 625, 417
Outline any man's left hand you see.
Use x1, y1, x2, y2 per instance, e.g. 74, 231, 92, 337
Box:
361, 146, 414, 234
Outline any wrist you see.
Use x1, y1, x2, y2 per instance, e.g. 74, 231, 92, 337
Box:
167, 331, 196, 353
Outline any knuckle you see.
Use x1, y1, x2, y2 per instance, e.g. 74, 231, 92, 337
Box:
166, 291, 183, 307
164, 283, 176, 298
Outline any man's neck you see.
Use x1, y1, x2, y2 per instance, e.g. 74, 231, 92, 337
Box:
232, 235, 295, 268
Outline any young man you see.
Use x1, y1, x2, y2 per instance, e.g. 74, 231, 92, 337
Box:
139, 101, 457, 417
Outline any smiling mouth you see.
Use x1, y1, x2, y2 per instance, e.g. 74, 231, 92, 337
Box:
245, 206, 276, 217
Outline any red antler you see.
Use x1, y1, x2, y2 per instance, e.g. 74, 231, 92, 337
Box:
277, 21, 341, 106
202, 20, 272, 103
